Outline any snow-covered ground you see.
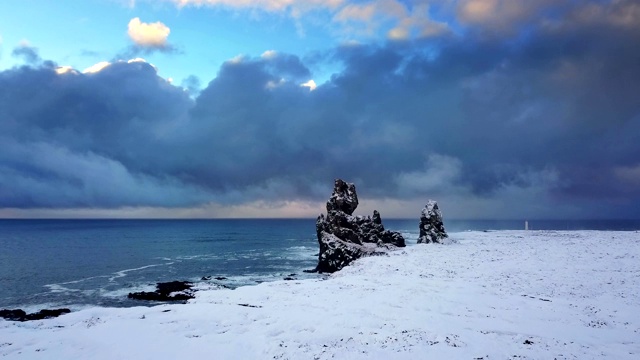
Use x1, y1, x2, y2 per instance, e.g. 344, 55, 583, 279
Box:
2, 230, 639, 359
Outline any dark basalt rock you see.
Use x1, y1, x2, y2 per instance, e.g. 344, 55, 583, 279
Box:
0, 308, 70, 322
315, 179, 405, 273
326, 178, 359, 215
128, 280, 194, 301
418, 200, 448, 244
316, 232, 387, 273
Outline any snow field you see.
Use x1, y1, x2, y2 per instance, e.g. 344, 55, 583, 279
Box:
1, 230, 639, 359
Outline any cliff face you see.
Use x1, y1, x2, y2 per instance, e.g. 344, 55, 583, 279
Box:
315, 179, 405, 273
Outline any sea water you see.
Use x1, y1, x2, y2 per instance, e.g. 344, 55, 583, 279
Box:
1, 218, 638, 310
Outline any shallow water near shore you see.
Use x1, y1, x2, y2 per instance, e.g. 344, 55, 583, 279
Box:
0, 219, 321, 310
1, 218, 639, 310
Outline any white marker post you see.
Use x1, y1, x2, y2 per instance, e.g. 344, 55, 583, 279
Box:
525, 220, 529, 230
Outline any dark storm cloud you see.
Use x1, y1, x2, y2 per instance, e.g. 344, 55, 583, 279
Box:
11, 44, 41, 65
1, 0, 639, 218
0, 60, 203, 208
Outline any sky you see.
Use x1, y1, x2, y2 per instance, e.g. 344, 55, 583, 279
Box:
0, 0, 639, 219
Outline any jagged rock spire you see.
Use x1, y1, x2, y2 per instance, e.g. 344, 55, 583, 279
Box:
314, 179, 405, 273
326, 178, 358, 215
418, 200, 448, 244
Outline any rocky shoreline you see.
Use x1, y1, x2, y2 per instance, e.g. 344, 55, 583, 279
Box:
2, 179, 448, 321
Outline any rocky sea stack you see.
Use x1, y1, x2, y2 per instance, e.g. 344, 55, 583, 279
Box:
418, 200, 448, 244
315, 179, 405, 273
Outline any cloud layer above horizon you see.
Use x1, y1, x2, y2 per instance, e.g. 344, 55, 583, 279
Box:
1, 0, 639, 219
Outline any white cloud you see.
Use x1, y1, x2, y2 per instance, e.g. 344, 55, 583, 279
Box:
128, 57, 149, 64
261, 50, 278, 59
127, 17, 171, 48
83, 61, 111, 74
82, 58, 158, 74
387, 26, 409, 40
265, 78, 285, 89
227, 54, 246, 64
55, 66, 78, 75
301, 79, 317, 91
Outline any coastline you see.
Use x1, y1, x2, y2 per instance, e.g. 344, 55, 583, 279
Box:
2, 230, 639, 359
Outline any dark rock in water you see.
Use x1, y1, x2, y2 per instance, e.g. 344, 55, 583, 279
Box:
201, 276, 212, 281
418, 200, 448, 244
315, 179, 405, 273
1, 308, 70, 322
156, 281, 192, 294
0, 309, 27, 321
214, 276, 227, 281
30, 309, 71, 320
283, 277, 296, 281
128, 292, 193, 301
128, 281, 194, 302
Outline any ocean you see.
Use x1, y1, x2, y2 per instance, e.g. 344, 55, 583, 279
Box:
1, 218, 639, 311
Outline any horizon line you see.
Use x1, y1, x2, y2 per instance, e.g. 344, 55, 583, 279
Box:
1, 217, 639, 221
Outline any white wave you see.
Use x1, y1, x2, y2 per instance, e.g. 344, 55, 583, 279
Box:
45, 275, 110, 287
176, 253, 221, 260
108, 262, 174, 282
99, 284, 157, 299
44, 284, 84, 293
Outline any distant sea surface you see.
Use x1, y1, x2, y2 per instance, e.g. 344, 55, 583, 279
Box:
1, 218, 639, 310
